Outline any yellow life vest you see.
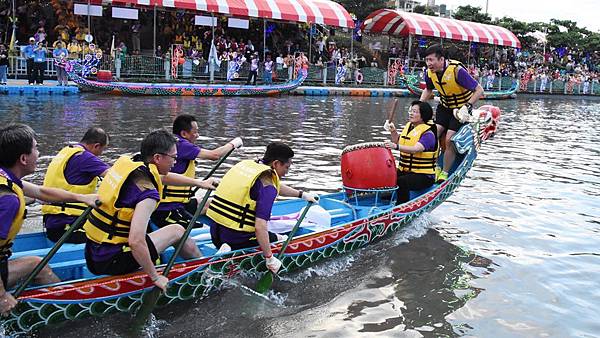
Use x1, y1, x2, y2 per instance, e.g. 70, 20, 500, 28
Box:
0, 172, 26, 259
41, 145, 99, 217
206, 160, 280, 233
427, 59, 474, 109
161, 158, 195, 204
84, 156, 162, 245
398, 122, 439, 175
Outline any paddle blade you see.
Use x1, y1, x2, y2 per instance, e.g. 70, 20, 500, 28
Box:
132, 288, 162, 330
255, 271, 274, 294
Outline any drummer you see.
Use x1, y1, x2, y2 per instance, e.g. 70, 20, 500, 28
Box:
384, 101, 439, 204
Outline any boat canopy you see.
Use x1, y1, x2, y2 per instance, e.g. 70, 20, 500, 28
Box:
86, 0, 354, 28
361, 9, 520, 48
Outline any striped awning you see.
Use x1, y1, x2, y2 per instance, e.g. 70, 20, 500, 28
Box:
362, 9, 520, 48
87, 0, 354, 28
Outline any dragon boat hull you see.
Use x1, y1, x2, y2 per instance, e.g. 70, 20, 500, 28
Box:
3, 107, 500, 335
67, 69, 306, 97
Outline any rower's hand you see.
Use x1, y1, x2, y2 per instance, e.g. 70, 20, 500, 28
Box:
198, 177, 219, 190
80, 194, 100, 208
302, 191, 319, 204
384, 140, 397, 150
265, 255, 282, 273
0, 292, 17, 316
383, 120, 396, 132
153, 275, 169, 293
229, 137, 243, 149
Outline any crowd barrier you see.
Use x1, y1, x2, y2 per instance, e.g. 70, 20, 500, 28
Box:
5, 56, 599, 96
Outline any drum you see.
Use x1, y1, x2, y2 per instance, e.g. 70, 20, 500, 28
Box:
96, 70, 112, 82
341, 142, 397, 190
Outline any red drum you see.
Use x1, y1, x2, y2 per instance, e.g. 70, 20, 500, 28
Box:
96, 70, 112, 82
341, 142, 397, 190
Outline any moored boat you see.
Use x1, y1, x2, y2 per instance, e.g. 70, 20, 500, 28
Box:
65, 61, 306, 97
3, 105, 500, 335
405, 74, 518, 100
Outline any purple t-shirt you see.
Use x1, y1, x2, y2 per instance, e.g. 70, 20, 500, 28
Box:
156, 136, 201, 212
86, 166, 160, 262
0, 167, 23, 240
418, 131, 436, 152
45, 145, 109, 230
424, 64, 479, 92
208, 173, 278, 242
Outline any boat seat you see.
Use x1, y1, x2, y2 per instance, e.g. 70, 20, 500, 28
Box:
11, 242, 86, 263
49, 258, 89, 281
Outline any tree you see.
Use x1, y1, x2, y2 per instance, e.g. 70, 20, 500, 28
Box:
335, 0, 387, 21
494, 16, 538, 50
413, 5, 436, 16
453, 5, 491, 24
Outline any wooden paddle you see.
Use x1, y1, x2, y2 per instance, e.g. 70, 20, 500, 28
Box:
255, 201, 314, 294
387, 98, 399, 124
133, 147, 233, 326
133, 189, 213, 327
191, 146, 236, 195
13, 200, 100, 298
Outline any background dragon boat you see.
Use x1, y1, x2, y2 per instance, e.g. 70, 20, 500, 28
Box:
63, 58, 306, 96
405, 74, 518, 100
2, 105, 500, 335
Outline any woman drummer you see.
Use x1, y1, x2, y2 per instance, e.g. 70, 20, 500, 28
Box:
385, 101, 439, 204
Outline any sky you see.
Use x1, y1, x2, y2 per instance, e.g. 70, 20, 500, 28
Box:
429, 0, 600, 32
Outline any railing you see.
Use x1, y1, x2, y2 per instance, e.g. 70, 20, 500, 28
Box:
6, 56, 599, 96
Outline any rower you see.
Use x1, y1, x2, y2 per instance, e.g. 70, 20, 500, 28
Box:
206, 142, 319, 274
42, 127, 110, 243
150, 114, 243, 229
83, 129, 217, 292
0, 124, 98, 315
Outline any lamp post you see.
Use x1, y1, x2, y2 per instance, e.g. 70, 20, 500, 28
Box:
485, 0, 489, 15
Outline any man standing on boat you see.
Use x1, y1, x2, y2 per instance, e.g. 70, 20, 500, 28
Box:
41, 127, 111, 244
0, 124, 98, 315
418, 44, 484, 182
150, 115, 243, 229
83, 130, 218, 291
207, 142, 319, 273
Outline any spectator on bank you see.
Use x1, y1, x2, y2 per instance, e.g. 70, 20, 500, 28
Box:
22, 37, 36, 85
263, 54, 273, 85
370, 57, 378, 68
34, 27, 46, 43
32, 41, 46, 85
246, 52, 259, 85
131, 21, 141, 52
0, 43, 8, 85
276, 53, 284, 71
53, 41, 69, 86
67, 38, 82, 59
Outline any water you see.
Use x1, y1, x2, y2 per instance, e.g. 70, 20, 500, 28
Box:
1, 94, 599, 337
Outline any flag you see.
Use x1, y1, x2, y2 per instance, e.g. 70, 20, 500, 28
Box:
110, 35, 115, 58
208, 39, 220, 67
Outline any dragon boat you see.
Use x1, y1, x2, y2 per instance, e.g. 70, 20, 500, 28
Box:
2, 105, 500, 335
63, 60, 306, 97
405, 74, 518, 100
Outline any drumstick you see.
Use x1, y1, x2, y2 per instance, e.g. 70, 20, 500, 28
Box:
387, 99, 398, 123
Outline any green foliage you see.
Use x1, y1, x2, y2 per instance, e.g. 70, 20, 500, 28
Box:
413, 5, 436, 16
453, 5, 491, 24
335, 0, 387, 21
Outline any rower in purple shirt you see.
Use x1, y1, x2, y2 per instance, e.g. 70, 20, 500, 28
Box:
151, 114, 243, 228
83, 129, 218, 292
41, 128, 110, 243
206, 142, 319, 274
0, 124, 98, 315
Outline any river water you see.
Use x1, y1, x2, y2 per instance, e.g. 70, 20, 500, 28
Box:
0, 93, 598, 337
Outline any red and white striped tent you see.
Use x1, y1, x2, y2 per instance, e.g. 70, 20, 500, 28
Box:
362, 9, 520, 48
88, 0, 354, 28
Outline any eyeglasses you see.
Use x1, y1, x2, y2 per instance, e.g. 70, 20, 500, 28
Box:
158, 153, 177, 160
